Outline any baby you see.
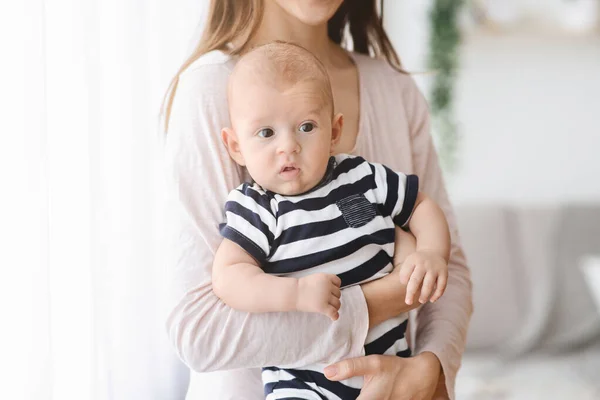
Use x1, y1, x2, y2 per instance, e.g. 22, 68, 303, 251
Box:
212, 42, 451, 400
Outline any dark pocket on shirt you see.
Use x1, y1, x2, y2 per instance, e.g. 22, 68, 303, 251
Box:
336, 193, 377, 228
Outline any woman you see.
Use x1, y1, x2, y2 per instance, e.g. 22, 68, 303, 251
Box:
162, 1, 472, 399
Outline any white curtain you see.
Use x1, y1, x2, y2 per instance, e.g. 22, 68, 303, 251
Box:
1, 1, 207, 399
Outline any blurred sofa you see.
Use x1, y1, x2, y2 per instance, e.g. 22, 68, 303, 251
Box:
453, 204, 600, 399
455, 203, 600, 353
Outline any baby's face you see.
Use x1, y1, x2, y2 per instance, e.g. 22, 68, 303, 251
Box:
229, 80, 336, 196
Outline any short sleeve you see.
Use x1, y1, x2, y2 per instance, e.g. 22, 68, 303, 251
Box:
219, 183, 277, 262
371, 162, 419, 227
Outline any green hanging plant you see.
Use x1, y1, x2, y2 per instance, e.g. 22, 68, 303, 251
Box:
428, 0, 464, 173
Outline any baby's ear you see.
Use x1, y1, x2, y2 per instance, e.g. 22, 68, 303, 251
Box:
330, 113, 344, 151
221, 127, 246, 166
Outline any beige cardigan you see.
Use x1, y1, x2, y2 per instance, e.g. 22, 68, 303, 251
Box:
164, 50, 473, 399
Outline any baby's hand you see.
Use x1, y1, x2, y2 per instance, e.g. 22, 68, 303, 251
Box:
399, 251, 448, 305
296, 273, 342, 321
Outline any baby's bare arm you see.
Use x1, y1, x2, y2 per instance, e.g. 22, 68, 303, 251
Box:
393, 227, 417, 268
213, 239, 342, 319
407, 192, 451, 262
212, 238, 298, 313
400, 191, 451, 304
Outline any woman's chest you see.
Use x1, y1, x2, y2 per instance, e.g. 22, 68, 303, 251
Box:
330, 70, 360, 155
331, 64, 415, 175
356, 107, 414, 175
349, 98, 415, 174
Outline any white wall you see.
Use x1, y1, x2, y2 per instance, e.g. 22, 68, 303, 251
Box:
383, 0, 431, 71
450, 33, 600, 205
384, 3, 600, 206
480, 0, 599, 33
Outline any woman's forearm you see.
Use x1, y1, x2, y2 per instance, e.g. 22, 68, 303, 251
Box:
414, 246, 472, 400
401, 72, 473, 400
167, 281, 369, 372
361, 271, 421, 327
361, 226, 421, 327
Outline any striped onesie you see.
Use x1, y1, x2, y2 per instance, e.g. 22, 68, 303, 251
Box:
219, 154, 419, 400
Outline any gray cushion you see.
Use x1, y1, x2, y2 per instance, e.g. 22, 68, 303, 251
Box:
454, 204, 600, 352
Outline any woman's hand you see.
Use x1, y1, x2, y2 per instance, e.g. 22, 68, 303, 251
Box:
324, 352, 443, 400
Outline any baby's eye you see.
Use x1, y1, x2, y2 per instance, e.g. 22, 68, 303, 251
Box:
299, 122, 314, 133
257, 128, 275, 138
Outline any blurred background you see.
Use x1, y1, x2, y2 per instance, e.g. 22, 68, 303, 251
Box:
4, 0, 599, 399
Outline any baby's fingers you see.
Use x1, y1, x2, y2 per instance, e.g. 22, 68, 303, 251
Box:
332, 286, 341, 299
329, 296, 341, 311
405, 267, 426, 305
329, 274, 342, 288
430, 272, 448, 303
418, 273, 436, 304
326, 305, 340, 321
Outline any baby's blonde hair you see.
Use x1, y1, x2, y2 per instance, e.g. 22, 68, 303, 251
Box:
228, 41, 335, 115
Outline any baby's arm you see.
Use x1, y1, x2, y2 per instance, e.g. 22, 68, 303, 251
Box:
393, 227, 417, 269
212, 238, 342, 321
399, 192, 451, 305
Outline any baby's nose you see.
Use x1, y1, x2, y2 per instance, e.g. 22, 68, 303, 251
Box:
277, 133, 301, 154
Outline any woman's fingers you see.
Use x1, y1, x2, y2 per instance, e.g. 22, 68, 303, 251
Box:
324, 355, 382, 381
356, 390, 381, 400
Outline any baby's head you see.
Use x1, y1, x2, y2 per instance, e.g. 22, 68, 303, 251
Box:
222, 41, 343, 196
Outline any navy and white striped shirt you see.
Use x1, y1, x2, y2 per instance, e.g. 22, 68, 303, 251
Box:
220, 154, 418, 399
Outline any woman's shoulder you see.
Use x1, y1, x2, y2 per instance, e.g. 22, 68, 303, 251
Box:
350, 52, 427, 112
167, 50, 234, 135
178, 50, 235, 89
350, 52, 421, 94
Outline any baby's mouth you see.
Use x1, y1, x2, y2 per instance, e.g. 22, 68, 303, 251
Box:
279, 164, 300, 178
280, 163, 298, 173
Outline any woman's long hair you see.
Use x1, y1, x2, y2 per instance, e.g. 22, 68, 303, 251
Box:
161, 0, 402, 132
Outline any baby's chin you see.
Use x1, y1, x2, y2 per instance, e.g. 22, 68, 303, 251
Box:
264, 184, 303, 196
262, 180, 314, 197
